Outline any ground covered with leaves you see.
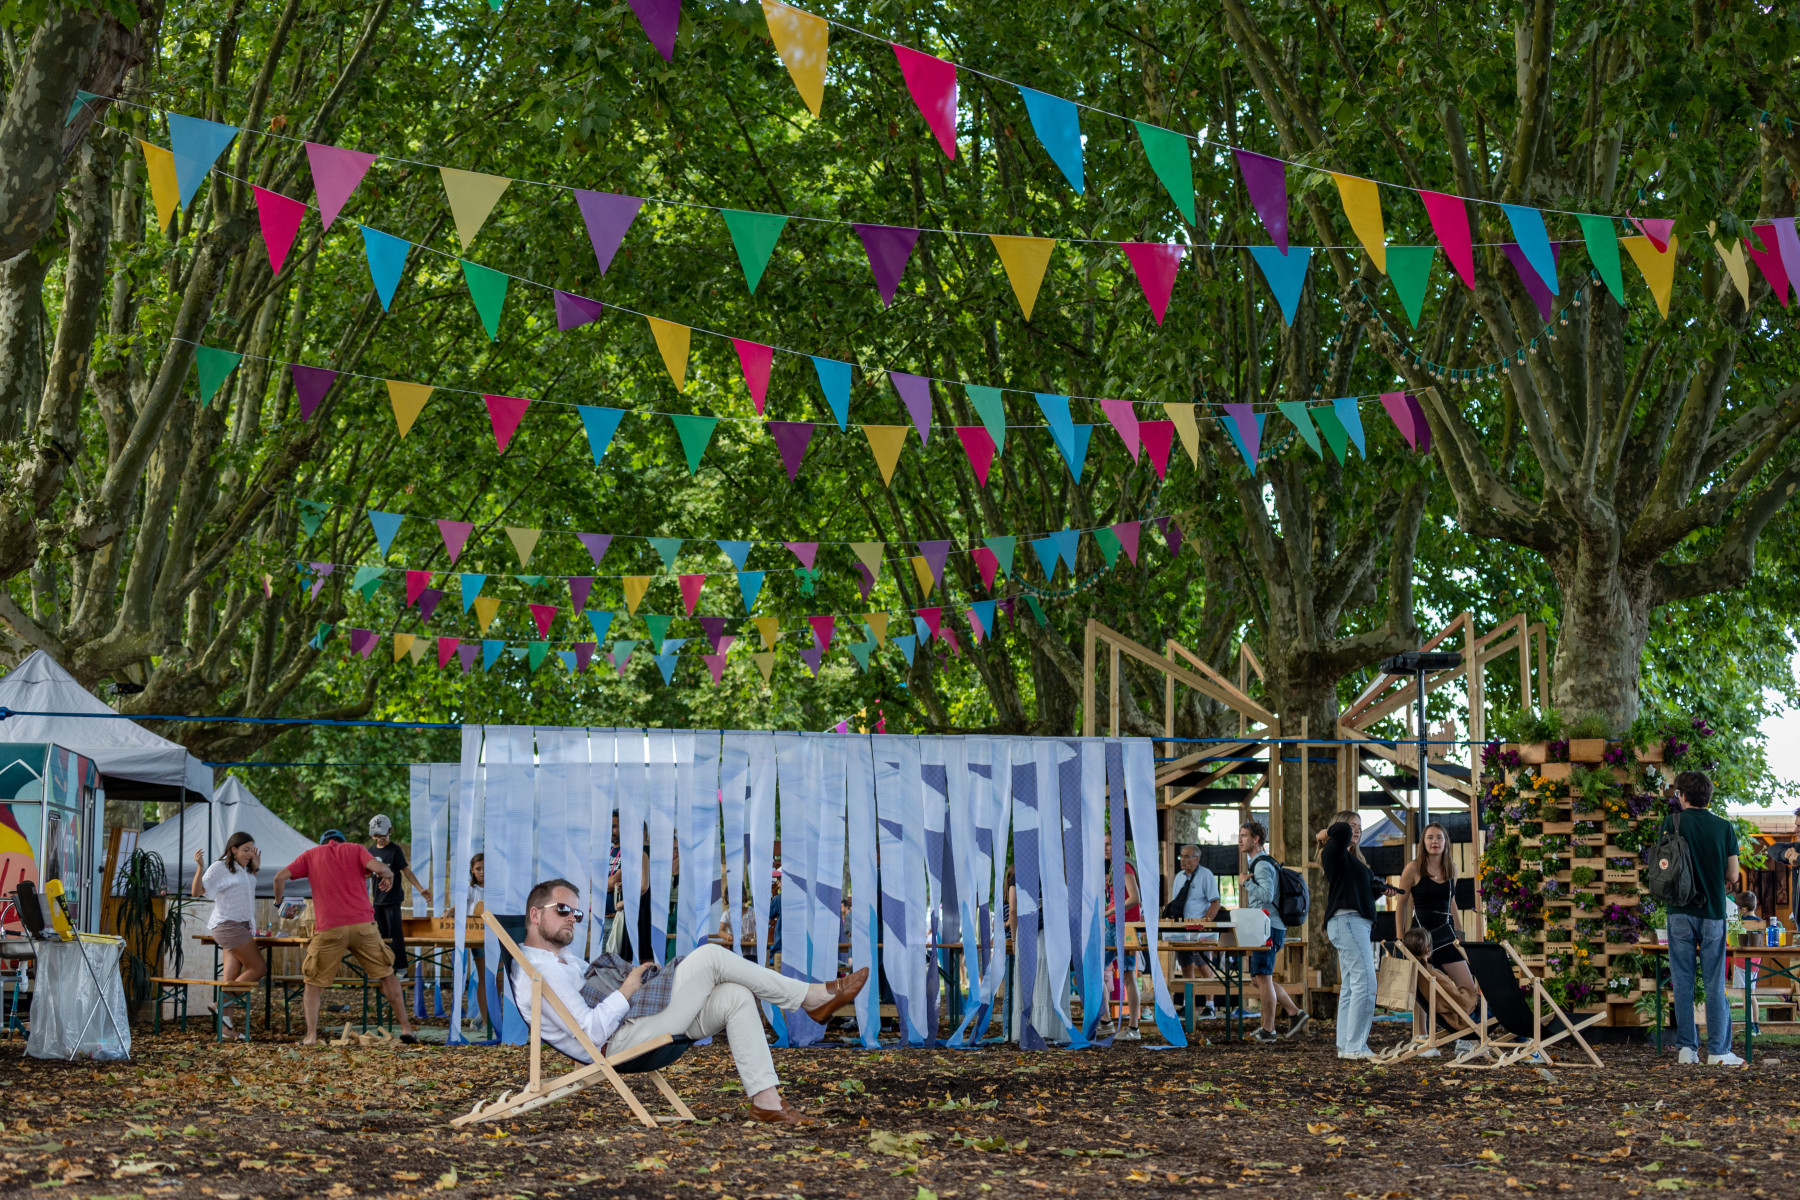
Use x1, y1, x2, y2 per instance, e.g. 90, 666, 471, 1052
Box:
2, 1027, 1795, 1199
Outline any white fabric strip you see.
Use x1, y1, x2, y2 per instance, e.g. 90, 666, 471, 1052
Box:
615, 730, 648, 963
448, 724, 482, 1043
717, 733, 751, 952
844, 734, 880, 1045
1122, 736, 1185, 1046
646, 729, 678, 966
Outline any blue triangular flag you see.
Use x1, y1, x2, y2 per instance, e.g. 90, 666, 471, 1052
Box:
1035, 393, 1074, 452
558, 650, 577, 672
661, 637, 687, 655
167, 114, 239, 208
1031, 536, 1061, 579
1056, 425, 1094, 481
738, 570, 765, 612
482, 640, 506, 670
896, 633, 918, 665
913, 616, 930, 643
360, 226, 411, 311
647, 537, 682, 569
1500, 204, 1559, 296
716, 540, 753, 570
461, 574, 486, 612
811, 356, 853, 430
1334, 397, 1366, 456
367, 510, 404, 558
1051, 529, 1081, 573
969, 599, 997, 638
586, 610, 616, 642
655, 652, 679, 684
1015, 85, 1084, 194
577, 406, 625, 465
1222, 411, 1267, 472
1247, 245, 1311, 325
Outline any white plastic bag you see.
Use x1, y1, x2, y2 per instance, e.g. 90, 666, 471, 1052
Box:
25, 937, 131, 1061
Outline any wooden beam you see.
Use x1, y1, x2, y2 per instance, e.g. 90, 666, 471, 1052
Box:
1082, 619, 1097, 738
1087, 621, 1277, 726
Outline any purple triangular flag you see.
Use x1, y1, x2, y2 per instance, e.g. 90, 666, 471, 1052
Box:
418, 588, 444, 623
577, 532, 613, 566
917, 539, 951, 584
1154, 516, 1184, 558
1233, 149, 1288, 253
1501, 241, 1563, 322
852, 224, 921, 307
698, 616, 730, 652
1223, 402, 1262, 462
783, 541, 819, 569
456, 642, 479, 674
1405, 392, 1432, 453
573, 191, 643, 276
569, 576, 593, 612
800, 644, 824, 677
890, 371, 934, 445
768, 421, 814, 481
555, 289, 605, 331
292, 364, 338, 419
349, 628, 377, 658
854, 562, 876, 600
627, 0, 680, 61
574, 642, 596, 673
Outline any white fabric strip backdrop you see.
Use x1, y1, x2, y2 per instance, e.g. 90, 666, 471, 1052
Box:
439, 726, 1175, 1049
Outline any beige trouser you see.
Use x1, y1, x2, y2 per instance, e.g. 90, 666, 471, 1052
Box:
606, 944, 809, 1096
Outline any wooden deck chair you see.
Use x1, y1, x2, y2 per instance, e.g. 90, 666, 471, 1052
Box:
1449, 941, 1604, 1069
1374, 940, 1485, 1064
452, 912, 697, 1128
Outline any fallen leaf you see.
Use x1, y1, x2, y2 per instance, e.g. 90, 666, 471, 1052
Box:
869, 1130, 932, 1159
435, 1167, 458, 1190
1307, 1122, 1337, 1135
1479, 1149, 1504, 1162
1126, 1168, 1153, 1182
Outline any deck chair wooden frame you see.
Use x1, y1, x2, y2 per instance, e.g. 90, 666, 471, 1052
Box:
1450, 941, 1604, 1069
451, 912, 697, 1129
1374, 941, 1486, 1064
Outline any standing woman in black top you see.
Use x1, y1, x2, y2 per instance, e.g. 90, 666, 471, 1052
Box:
1316, 809, 1400, 1060
1397, 822, 1476, 996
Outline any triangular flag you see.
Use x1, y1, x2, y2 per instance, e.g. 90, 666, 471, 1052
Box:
864, 424, 910, 486
1622, 235, 1679, 318
291, 364, 336, 419
984, 536, 1017, 578
1311, 406, 1350, 464
578, 532, 614, 566
1329, 173, 1386, 273
573, 191, 642, 275
1277, 400, 1323, 456
405, 571, 431, 605
1134, 121, 1195, 224
1247, 245, 1311, 325
65, 90, 98, 126
569, 577, 593, 612
351, 566, 386, 601
1773, 219, 1800, 298
622, 575, 652, 616
394, 633, 416, 663
138, 140, 180, 233
409, 636, 430, 664
439, 167, 512, 250
1746, 224, 1791, 306
577, 406, 625, 465
853, 224, 921, 307
474, 596, 502, 633
459, 260, 508, 340
1036, 392, 1074, 451
518, 574, 546, 589
1030, 536, 1060, 579
1121, 243, 1185, 325
529, 603, 558, 637
457, 643, 479, 674
893, 43, 957, 158
703, 653, 728, 685
738, 571, 765, 612
1051, 529, 1080, 573
698, 617, 731, 652
1420, 190, 1475, 289
1385, 246, 1434, 327
895, 634, 917, 665
989, 236, 1054, 320
1155, 515, 1185, 557
194, 347, 242, 407
573, 642, 596, 673
1380, 392, 1421, 450
1577, 214, 1627, 306
1405, 392, 1433, 454
680, 574, 706, 615
761, 0, 828, 115
751, 615, 781, 648
847, 640, 874, 671
1166, 402, 1200, 465
167, 114, 238, 208
1333, 396, 1366, 456
1500, 204, 1558, 296
890, 371, 934, 444
850, 541, 884, 577
1140, 419, 1174, 479
505, 526, 541, 567
1710, 221, 1752, 310
1502, 241, 1563, 320
972, 547, 1000, 591
647, 317, 691, 390
956, 426, 997, 486
808, 614, 836, 652
612, 641, 638, 676
387, 381, 433, 437
969, 600, 997, 640
307, 564, 333, 601
768, 421, 814, 480
296, 500, 328, 538
733, 339, 774, 413
1099, 398, 1141, 461
720, 209, 787, 293
484, 394, 530, 453
438, 519, 474, 563
1112, 521, 1141, 565
460, 574, 487, 612
911, 556, 935, 597
306, 143, 377, 231
528, 642, 549, 672
716, 540, 753, 570
481, 639, 505, 670
253, 187, 305, 276
628, 0, 681, 61
918, 607, 944, 639
865, 613, 890, 646
646, 616, 674, 646
1233, 148, 1288, 251
966, 384, 1007, 452
367, 510, 404, 557
1632, 217, 1675, 253
586, 610, 616, 642
555, 290, 605, 331
811, 356, 852, 429
1051, 424, 1093, 482
752, 650, 776, 684
916, 540, 951, 585
649, 537, 682, 569
359, 225, 409, 310
1222, 403, 1264, 472
1015, 85, 1083, 193
670, 413, 719, 474
350, 628, 377, 658
438, 638, 461, 668
852, 563, 875, 599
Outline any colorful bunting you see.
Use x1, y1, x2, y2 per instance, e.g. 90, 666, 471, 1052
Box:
989, 236, 1054, 320
292, 365, 337, 419
716, 540, 753, 570
1233, 149, 1288, 252
1310, 406, 1350, 464
405, 571, 431, 605
481, 639, 505, 669
721, 209, 787, 293
359, 225, 409, 310
915, 540, 951, 588
586, 610, 615, 643
394, 633, 416, 662
437, 519, 474, 563
1099, 398, 1140, 461
253, 187, 305, 276
1247, 245, 1311, 325
1500, 204, 1558, 296
1746, 224, 1791, 306
679, 574, 706, 615
1576, 215, 1627, 306
1140, 419, 1174, 480
1222, 403, 1264, 472
1030, 536, 1060, 580
460, 574, 486, 613
194, 347, 242, 407
984, 535, 1017, 581
623, 575, 651, 616
351, 566, 385, 601
733, 339, 774, 413
648, 537, 683, 569
1334, 396, 1366, 456
670, 413, 720, 474
762, 0, 829, 116
1050, 529, 1079, 573
1092, 527, 1121, 569
554, 290, 604, 331
702, 653, 728, 684
890, 372, 934, 444
578, 532, 614, 566
1166, 402, 1200, 465
505, 526, 541, 567
612, 641, 637, 676
1502, 241, 1562, 321
1112, 520, 1141, 566
439, 168, 512, 250
1632, 217, 1674, 254
895, 634, 917, 665
484, 394, 530, 453
752, 650, 777, 683
569, 577, 593, 612
367, 511, 404, 557
738, 571, 766, 612
628, 0, 681, 61
387, 381, 433, 437
138, 140, 179, 234
1622, 235, 1679, 318
1277, 400, 1322, 457
456, 643, 478, 674
1710, 221, 1752, 310
752, 615, 781, 649
305, 143, 377, 231
956, 427, 997, 487
1121, 242, 1185, 325
1015, 85, 1083, 194
1773, 220, 1800, 298
1134, 122, 1195, 224
1384, 246, 1434, 327
167, 114, 238, 208
1330, 173, 1387, 272
1379, 392, 1422, 450
768, 421, 814, 480
528, 603, 558, 638
577, 405, 624, 465
783, 541, 819, 569
807, 614, 836, 652
892, 44, 957, 158
968, 599, 997, 641
1420, 191, 1475, 290
573, 191, 642, 275
864, 425, 910, 486
647, 317, 691, 391
438, 637, 460, 668
459, 260, 508, 340
811, 356, 852, 429
965, 383, 1007, 452
854, 224, 920, 307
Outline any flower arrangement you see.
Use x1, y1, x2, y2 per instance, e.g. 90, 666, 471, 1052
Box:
1482, 740, 1523, 772
1570, 865, 1599, 888
1547, 738, 1571, 763
1606, 856, 1637, 873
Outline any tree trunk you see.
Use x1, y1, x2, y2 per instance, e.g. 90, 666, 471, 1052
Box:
1546, 549, 1655, 729
1269, 674, 1352, 1007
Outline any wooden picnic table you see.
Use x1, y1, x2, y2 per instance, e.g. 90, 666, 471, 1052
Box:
194, 933, 309, 1029
1637, 940, 1800, 1065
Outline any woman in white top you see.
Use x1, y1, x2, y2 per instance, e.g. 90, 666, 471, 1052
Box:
190, 831, 266, 988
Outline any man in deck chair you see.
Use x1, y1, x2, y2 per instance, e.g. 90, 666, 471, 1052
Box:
517, 878, 868, 1126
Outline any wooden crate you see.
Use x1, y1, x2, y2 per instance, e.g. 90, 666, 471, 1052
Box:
1537, 762, 1572, 781
1604, 870, 1640, 885
1519, 743, 1549, 765
1569, 738, 1608, 762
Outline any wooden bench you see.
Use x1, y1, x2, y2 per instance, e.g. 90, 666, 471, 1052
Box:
148, 978, 255, 1042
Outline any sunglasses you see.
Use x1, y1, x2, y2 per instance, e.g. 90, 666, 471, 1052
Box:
535, 903, 585, 923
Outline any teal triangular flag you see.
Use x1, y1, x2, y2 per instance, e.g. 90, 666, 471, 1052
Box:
65, 91, 98, 127
1015, 85, 1083, 194
1093, 527, 1122, 569
969, 599, 997, 637
1333, 397, 1366, 456
896, 633, 917, 665
848, 640, 874, 671
1500, 203, 1558, 296
367, 510, 404, 557
1031, 536, 1060, 579
482, 640, 505, 670
558, 649, 577, 672
1276, 401, 1323, 457
297, 499, 330, 538
1222, 411, 1266, 472
966, 384, 1007, 452
1052, 529, 1080, 572
167, 114, 239, 208
811, 357, 853, 430
720, 210, 788, 293
586, 610, 616, 642
643, 614, 672, 644
509, 644, 529, 659
577, 406, 625, 465
669, 413, 719, 475
460, 259, 508, 340
716, 540, 753, 570
309, 621, 333, 649
984, 535, 1017, 577
1311, 406, 1352, 465
461, 574, 486, 612
352, 565, 386, 600
655, 652, 680, 685
738, 570, 765, 612
1384, 246, 1434, 327
647, 537, 682, 569
528, 642, 549, 671
194, 346, 242, 406
1133, 121, 1195, 224
612, 640, 637, 670
360, 226, 410, 311
1247, 245, 1311, 325
1024, 596, 1048, 626
518, 574, 546, 589
1576, 213, 1626, 305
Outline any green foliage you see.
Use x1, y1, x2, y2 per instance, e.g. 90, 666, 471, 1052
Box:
1566, 714, 1613, 740
1569, 764, 1621, 803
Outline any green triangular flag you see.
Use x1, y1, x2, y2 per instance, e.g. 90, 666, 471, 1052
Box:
847, 640, 874, 671
1133, 121, 1196, 225
1024, 595, 1048, 626
461, 259, 508, 341
1276, 400, 1323, 457
966, 384, 1007, 452
310, 621, 334, 648
1311, 406, 1352, 465
518, 574, 546, 588
1384, 246, 1434, 327
1576, 213, 1626, 306
720, 210, 789, 294
66, 90, 98, 126
195, 346, 242, 406
297, 500, 330, 538
669, 413, 719, 475
351, 565, 386, 600
1093, 527, 1122, 569
643, 614, 672, 644
527, 641, 548, 671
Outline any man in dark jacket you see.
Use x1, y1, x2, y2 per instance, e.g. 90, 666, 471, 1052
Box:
1764, 808, 1800, 926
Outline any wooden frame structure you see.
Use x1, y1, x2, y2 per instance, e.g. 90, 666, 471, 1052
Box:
1373, 939, 1487, 1064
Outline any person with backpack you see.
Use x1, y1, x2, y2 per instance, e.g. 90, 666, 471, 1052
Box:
1239, 820, 1309, 1043
1653, 770, 1744, 1066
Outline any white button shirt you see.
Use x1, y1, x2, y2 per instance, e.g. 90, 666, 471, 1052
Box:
513, 943, 630, 1064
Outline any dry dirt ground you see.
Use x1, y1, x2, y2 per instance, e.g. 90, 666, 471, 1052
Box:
2, 1025, 1795, 1199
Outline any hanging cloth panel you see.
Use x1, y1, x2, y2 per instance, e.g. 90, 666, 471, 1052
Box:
949, 736, 1011, 1044
844, 734, 881, 1046
771, 732, 813, 1043
484, 725, 537, 1044
718, 733, 752, 952
586, 729, 617, 959
811, 736, 849, 982
538, 728, 591, 912
1035, 738, 1081, 1046
646, 729, 679, 966
919, 738, 952, 1047
1121, 736, 1186, 1046
409, 767, 432, 918
448, 724, 483, 1044
1075, 739, 1108, 1039
428, 765, 457, 917
745, 731, 779, 982
942, 737, 980, 1045
676, 731, 722, 957
873, 734, 930, 1045
616, 730, 649, 965
1010, 740, 1047, 1047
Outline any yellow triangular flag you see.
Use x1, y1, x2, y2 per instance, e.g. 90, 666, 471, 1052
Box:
1622, 234, 1679, 319
139, 140, 180, 234
849, 541, 885, 573
1709, 221, 1751, 310
911, 555, 935, 598
1165, 401, 1201, 465
387, 381, 434, 437
623, 575, 652, 616
409, 636, 429, 664
752, 650, 777, 684
864, 612, 889, 646
439, 167, 513, 251
393, 633, 416, 662
761, 0, 828, 117
752, 616, 782, 649
989, 235, 1055, 320
1330, 173, 1386, 273
863, 424, 910, 486
473, 596, 502, 633
505, 526, 541, 568
647, 316, 691, 391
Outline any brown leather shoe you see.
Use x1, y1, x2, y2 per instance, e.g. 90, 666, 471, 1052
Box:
802, 967, 869, 1024
747, 1100, 817, 1126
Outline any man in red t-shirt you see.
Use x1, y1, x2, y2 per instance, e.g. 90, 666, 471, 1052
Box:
273, 830, 417, 1045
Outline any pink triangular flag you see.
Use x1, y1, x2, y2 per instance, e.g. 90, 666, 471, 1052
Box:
783, 541, 819, 569
253, 187, 306, 276
1099, 399, 1141, 461
1420, 190, 1475, 290
1112, 521, 1141, 565
889, 371, 934, 445
939, 626, 961, 654
703, 653, 727, 685
405, 570, 430, 605
529, 603, 558, 637
918, 606, 943, 638
892, 44, 956, 159
973, 546, 1000, 591
1379, 391, 1419, 449
577, 533, 613, 566
733, 339, 774, 414
437, 519, 474, 563
1139, 419, 1174, 480
291, 365, 337, 419
1746, 225, 1790, 306
1632, 216, 1675, 253
569, 576, 593, 612
1120, 242, 1185, 325
809, 614, 835, 652
437, 637, 460, 668
484, 394, 530, 453
307, 562, 333, 600
305, 143, 378, 231
956, 426, 996, 487
679, 573, 706, 615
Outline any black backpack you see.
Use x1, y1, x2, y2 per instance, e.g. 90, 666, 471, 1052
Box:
1249, 853, 1310, 929
1646, 809, 1699, 909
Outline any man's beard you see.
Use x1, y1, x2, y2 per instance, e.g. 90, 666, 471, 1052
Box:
543, 922, 575, 948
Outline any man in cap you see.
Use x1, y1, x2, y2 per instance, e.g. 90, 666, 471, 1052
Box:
366, 815, 432, 973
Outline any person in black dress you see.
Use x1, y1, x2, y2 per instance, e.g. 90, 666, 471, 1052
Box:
1396, 822, 1477, 998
